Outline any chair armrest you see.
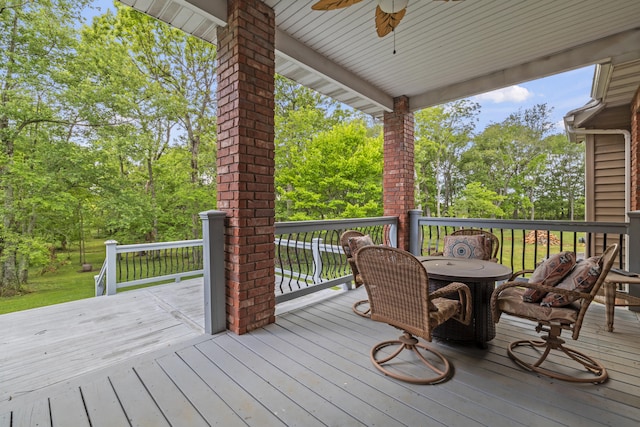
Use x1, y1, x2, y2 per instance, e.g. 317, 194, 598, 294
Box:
431, 281, 472, 326
509, 269, 534, 281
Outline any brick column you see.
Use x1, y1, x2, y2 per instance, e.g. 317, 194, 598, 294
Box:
216, 0, 275, 334
383, 96, 415, 250
631, 88, 640, 211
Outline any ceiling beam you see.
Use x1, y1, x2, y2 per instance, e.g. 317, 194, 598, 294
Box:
275, 29, 395, 113
410, 27, 640, 111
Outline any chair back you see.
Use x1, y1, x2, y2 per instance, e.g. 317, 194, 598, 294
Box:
451, 228, 499, 261
571, 243, 618, 338
355, 246, 433, 340
340, 230, 366, 286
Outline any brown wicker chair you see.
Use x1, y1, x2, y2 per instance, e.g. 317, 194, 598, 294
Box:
432, 228, 500, 262
355, 246, 472, 384
340, 230, 371, 318
490, 244, 618, 383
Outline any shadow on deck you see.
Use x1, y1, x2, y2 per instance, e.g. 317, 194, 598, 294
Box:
1, 281, 639, 426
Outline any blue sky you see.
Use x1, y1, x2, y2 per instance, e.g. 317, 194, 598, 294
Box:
469, 66, 595, 133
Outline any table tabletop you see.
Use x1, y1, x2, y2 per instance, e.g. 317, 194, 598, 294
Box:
604, 271, 640, 285
417, 256, 512, 282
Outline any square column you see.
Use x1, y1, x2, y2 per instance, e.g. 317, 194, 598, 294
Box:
216, 0, 276, 334
383, 96, 415, 250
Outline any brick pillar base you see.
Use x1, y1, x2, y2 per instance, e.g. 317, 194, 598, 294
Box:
216, 0, 276, 334
383, 96, 415, 250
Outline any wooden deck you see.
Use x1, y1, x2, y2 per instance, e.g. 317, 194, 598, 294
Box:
1, 282, 639, 426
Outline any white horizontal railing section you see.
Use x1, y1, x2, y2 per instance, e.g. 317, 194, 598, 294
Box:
95, 216, 399, 306
274, 216, 398, 303
95, 239, 204, 296
274, 237, 355, 286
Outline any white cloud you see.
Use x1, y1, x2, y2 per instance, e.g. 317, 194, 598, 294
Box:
554, 119, 566, 131
473, 85, 534, 103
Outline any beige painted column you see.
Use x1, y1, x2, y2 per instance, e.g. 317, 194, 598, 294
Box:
216, 0, 276, 334
383, 96, 415, 250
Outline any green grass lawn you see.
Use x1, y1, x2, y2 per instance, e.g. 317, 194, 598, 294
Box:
0, 238, 106, 315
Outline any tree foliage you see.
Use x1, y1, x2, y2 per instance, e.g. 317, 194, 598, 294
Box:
276, 120, 383, 220
0, 1, 588, 298
415, 103, 585, 221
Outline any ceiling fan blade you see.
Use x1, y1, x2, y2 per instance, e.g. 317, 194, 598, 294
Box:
311, 0, 363, 11
375, 5, 406, 37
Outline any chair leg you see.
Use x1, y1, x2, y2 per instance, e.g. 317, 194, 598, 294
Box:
507, 325, 608, 384
370, 332, 451, 384
604, 282, 615, 332
352, 299, 371, 318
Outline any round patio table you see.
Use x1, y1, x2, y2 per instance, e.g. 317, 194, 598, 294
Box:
418, 256, 512, 348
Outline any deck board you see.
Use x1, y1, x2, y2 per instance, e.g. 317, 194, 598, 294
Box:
1, 283, 640, 426
80, 376, 131, 427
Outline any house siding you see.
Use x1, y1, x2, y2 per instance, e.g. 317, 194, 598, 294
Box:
632, 87, 640, 210
587, 134, 626, 223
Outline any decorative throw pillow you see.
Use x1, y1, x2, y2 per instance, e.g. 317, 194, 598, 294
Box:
540, 256, 602, 307
522, 251, 576, 302
348, 235, 374, 256
482, 235, 494, 259
442, 235, 486, 260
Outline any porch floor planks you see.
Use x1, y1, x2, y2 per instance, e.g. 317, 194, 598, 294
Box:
80, 376, 132, 427
0, 280, 205, 403
273, 315, 524, 427
286, 302, 573, 427
193, 338, 331, 427
49, 387, 91, 427
197, 334, 366, 427
304, 289, 640, 427
173, 344, 290, 426
1, 285, 640, 426
234, 326, 435, 427
154, 351, 255, 426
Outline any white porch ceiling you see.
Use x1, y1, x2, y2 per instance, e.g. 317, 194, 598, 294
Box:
119, 0, 640, 117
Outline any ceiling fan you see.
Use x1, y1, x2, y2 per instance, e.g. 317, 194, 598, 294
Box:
311, 0, 462, 38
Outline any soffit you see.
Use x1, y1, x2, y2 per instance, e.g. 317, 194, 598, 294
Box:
600, 59, 640, 108
119, 0, 640, 118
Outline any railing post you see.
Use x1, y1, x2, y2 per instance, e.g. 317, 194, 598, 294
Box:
388, 223, 398, 248
105, 240, 118, 296
409, 209, 422, 255
312, 238, 323, 284
200, 210, 227, 334
627, 211, 640, 310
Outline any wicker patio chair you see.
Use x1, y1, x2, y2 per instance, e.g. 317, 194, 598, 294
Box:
340, 230, 372, 318
490, 244, 618, 383
431, 228, 499, 262
355, 246, 472, 384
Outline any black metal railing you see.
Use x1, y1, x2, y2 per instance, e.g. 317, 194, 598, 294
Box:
410, 212, 629, 274
274, 217, 397, 303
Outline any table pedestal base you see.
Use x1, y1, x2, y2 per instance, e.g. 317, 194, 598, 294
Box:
429, 278, 495, 348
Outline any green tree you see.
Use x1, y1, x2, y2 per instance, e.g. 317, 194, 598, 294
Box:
274, 75, 356, 220
414, 100, 479, 216
461, 104, 555, 219
450, 181, 505, 218
277, 121, 383, 220
74, 4, 217, 242
534, 133, 585, 220
0, 0, 90, 294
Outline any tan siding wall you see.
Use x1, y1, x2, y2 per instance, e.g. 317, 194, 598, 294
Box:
632, 88, 640, 210
588, 134, 626, 223
586, 133, 626, 263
